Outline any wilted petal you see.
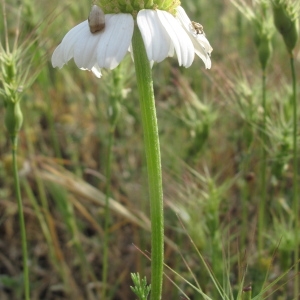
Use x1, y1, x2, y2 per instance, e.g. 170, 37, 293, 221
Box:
176, 6, 212, 69
193, 35, 212, 69
157, 9, 194, 67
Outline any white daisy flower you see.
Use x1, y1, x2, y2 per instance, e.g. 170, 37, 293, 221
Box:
52, 4, 213, 78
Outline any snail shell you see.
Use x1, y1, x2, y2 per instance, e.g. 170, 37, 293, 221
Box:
88, 5, 105, 33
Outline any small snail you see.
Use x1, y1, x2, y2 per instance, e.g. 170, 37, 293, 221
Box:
191, 21, 204, 35
88, 5, 105, 33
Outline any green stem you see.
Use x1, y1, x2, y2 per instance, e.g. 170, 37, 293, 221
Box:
291, 53, 299, 299
258, 70, 267, 255
11, 135, 30, 300
101, 128, 115, 299
101, 66, 122, 299
132, 26, 164, 300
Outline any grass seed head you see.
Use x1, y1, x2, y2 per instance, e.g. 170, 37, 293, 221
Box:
272, 0, 299, 52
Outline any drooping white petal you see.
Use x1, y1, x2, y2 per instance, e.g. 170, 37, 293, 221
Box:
52, 46, 65, 68
168, 43, 175, 58
193, 35, 212, 69
197, 34, 213, 55
176, 6, 213, 69
194, 46, 211, 69
137, 10, 172, 63
52, 14, 133, 74
52, 21, 87, 68
156, 10, 194, 67
73, 21, 101, 69
96, 14, 134, 69
176, 6, 192, 33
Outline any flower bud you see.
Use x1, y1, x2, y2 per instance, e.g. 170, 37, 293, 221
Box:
272, 2, 299, 52
4, 101, 23, 137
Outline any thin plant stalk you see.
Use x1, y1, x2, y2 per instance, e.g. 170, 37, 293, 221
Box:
132, 26, 164, 300
102, 67, 122, 299
290, 53, 299, 298
101, 128, 116, 299
11, 135, 30, 300
258, 70, 267, 254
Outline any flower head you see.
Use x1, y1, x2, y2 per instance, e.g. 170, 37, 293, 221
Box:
51, 2, 212, 78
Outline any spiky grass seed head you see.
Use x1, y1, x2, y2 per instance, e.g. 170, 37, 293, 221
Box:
272, 0, 299, 52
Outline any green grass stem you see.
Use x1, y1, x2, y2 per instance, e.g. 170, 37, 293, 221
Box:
132, 25, 164, 300
291, 53, 299, 299
101, 66, 122, 299
258, 70, 267, 255
11, 135, 30, 300
101, 129, 115, 299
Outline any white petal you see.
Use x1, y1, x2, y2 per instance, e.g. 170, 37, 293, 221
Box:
168, 43, 174, 57
52, 14, 133, 74
195, 48, 211, 69
52, 46, 65, 68
137, 10, 172, 63
176, 6, 192, 31
97, 14, 134, 69
197, 34, 213, 55
73, 21, 100, 69
51, 21, 87, 68
194, 35, 212, 69
156, 10, 194, 67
